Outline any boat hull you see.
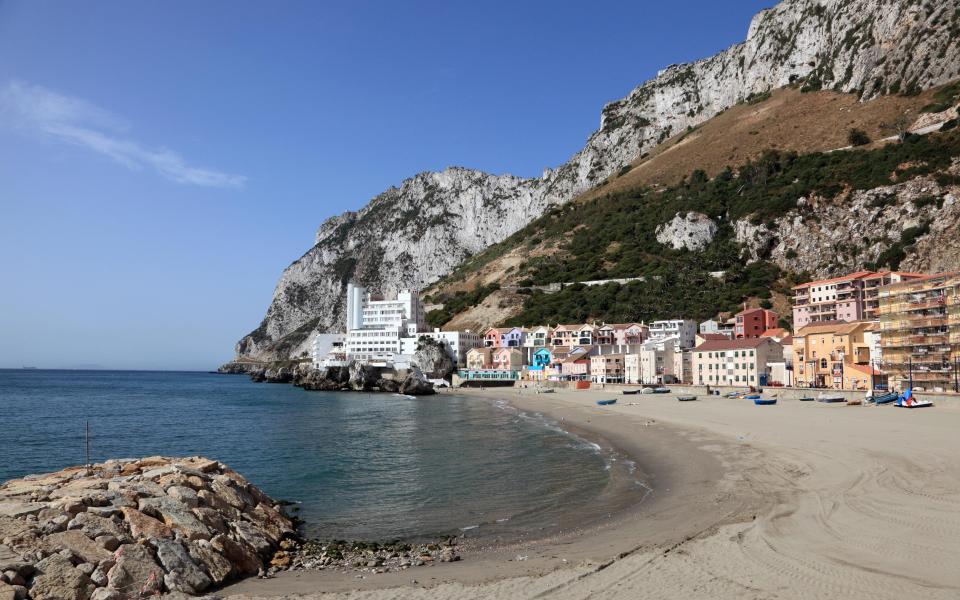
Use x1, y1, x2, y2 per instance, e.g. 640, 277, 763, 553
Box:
754, 399, 777, 405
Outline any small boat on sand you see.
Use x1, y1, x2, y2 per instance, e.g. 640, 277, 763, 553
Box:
621, 389, 641, 395
652, 387, 670, 394
677, 395, 697, 402
640, 388, 655, 394
817, 393, 845, 403
596, 399, 617, 406
895, 389, 933, 409
744, 394, 761, 400
868, 391, 898, 405
799, 396, 815, 402
754, 398, 777, 405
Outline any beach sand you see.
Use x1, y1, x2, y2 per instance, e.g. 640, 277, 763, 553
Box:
223, 387, 960, 599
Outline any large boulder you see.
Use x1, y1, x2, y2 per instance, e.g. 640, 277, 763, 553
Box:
348, 361, 380, 391
30, 554, 96, 600
655, 211, 718, 251
106, 543, 163, 597
410, 337, 455, 379
148, 539, 210, 595
399, 367, 435, 396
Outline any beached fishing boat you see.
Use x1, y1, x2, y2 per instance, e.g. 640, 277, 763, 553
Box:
677, 395, 697, 402
653, 387, 670, 394
754, 398, 777, 405
869, 391, 898, 405
621, 389, 641, 395
744, 394, 761, 400
817, 393, 845, 403
725, 391, 743, 398
596, 399, 617, 406
640, 388, 655, 394
799, 396, 815, 402
895, 389, 933, 409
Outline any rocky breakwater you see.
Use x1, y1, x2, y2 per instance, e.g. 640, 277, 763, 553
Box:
292, 362, 435, 396
0, 457, 295, 600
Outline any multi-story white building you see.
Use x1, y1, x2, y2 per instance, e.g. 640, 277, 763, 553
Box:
693, 337, 783, 387
625, 336, 679, 384
344, 283, 426, 363
648, 319, 697, 349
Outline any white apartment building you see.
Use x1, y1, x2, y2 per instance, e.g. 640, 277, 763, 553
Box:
648, 319, 698, 349
344, 283, 426, 363
625, 336, 678, 384
399, 329, 483, 366
693, 337, 783, 387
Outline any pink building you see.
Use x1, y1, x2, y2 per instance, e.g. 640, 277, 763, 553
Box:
792, 271, 924, 328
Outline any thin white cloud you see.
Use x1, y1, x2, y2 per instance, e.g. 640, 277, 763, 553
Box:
0, 80, 246, 189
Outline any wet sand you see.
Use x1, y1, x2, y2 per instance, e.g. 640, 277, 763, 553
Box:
224, 387, 960, 599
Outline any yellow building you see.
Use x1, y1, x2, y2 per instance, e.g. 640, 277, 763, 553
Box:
792, 321, 877, 389
877, 272, 960, 392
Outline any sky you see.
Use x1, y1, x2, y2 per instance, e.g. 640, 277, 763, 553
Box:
0, 0, 773, 370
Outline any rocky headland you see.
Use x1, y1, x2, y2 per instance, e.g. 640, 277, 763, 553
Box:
0, 457, 295, 600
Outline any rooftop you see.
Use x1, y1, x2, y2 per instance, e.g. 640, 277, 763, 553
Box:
693, 338, 779, 352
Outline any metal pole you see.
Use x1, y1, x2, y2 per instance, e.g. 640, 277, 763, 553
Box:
909, 355, 913, 389
85, 420, 90, 467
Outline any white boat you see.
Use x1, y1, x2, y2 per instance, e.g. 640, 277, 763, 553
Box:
817, 393, 845, 403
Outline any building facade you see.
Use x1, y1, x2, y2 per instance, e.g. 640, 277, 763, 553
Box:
693, 338, 783, 387
399, 329, 483, 366
590, 354, 625, 383
878, 272, 960, 392
791, 321, 876, 389
792, 271, 923, 329
648, 320, 697, 348
734, 308, 779, 338
344, 284, 426, 363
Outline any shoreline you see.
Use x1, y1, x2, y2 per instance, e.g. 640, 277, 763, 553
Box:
224, 386, 960, 599
222, 387, 762, 597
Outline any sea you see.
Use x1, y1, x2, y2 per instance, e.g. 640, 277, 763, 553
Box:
0, 369, 645, 543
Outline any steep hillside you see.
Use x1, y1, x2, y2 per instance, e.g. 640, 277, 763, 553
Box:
427, 115, 960, 331
236, 0, 960, 362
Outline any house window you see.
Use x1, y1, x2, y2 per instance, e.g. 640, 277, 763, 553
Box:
820, 358, 827, 369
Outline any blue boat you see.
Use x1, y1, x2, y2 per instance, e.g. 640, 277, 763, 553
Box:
754, 398, 777, 405
744, 394, 761, 400
895, 388, 933, 409
596, 399, 617, 406
870, 391, 898, 405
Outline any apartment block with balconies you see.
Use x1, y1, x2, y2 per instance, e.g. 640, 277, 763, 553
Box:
878, 272, 960, 392
793, 271, 924, 329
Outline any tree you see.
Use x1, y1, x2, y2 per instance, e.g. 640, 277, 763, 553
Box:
880, 113, 914, 143
847, 128, 871, 147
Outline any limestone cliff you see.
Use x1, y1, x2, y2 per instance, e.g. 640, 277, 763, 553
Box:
237, 0, 960, 361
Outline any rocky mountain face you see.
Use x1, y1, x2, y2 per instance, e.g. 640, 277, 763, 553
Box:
236, 0, 960, 362
736, 158, 960, 277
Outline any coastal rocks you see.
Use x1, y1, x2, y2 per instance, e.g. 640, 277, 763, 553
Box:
0, 457, 295, 598
291, 362, 436, 395
410, 338, 455, 379
29, 554, 96, 600
655, 212, 718, 251
287, 539, 460, 575
399, 367, 434, 396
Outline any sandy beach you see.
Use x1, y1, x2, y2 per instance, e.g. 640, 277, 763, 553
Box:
224, 387, 960, 599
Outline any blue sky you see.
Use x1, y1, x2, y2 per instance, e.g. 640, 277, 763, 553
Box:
0, 0, 773, 370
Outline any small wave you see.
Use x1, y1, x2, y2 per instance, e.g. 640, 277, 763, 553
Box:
496, 517, 510, 523
460, 524, 480, 531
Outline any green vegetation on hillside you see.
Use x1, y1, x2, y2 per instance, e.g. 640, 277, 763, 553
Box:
443, 129, 960, 327
425, 283, 501, 328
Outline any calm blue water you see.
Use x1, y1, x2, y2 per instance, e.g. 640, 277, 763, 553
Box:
0, 370, 630, 542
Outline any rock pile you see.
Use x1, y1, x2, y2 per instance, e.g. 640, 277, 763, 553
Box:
286, 539, 460, 575
0, 457, 295, 600
291, 363, 435, 396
